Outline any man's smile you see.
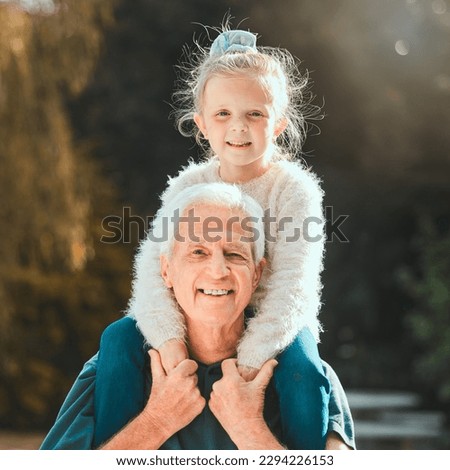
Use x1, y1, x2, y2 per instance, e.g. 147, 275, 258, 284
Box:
198, 288, 234, 296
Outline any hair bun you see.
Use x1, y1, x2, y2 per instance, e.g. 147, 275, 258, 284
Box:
209, 30, 257, 56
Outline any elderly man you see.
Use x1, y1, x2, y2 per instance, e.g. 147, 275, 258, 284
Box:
40, 183, 354, 450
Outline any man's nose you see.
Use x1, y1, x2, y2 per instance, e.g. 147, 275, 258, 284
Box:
207, 251, 229, 278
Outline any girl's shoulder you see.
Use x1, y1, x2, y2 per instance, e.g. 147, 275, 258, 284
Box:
161, 158, 219, 203
168, 157, 218, 185
272, 160, 323, 194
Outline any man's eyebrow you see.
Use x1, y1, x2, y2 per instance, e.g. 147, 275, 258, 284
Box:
185, 240, 206, 247
225, 241, 252, 252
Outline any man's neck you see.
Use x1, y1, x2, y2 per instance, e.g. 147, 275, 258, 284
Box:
186, 317, 244, 365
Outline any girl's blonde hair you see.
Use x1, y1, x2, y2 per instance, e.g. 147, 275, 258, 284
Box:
171, 24, 322, 160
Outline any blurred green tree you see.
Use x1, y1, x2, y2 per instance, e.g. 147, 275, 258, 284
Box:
402, 213, 450, 409
0, 0, 133, 429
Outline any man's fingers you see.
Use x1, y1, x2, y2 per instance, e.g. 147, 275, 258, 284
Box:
237, 365, 259, 382
252, 359, 278, 389
149, 349, 166, 380
175, 358, 199, 377
221, 358, 240, 378
158, 339, 189, 373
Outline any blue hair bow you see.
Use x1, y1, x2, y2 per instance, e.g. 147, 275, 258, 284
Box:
209, 30, 257, 56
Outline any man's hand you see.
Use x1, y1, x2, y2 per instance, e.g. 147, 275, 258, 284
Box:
143, 349, 205, 440
209, 358, 282, 449
237, 364, 259, 382
158, 338, 189, 373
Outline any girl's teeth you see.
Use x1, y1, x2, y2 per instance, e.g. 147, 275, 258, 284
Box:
229, 142, 250, 147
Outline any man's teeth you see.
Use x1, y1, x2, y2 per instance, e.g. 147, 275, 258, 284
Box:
201, 289, 230, 296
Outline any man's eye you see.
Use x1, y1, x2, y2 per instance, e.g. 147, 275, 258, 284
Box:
192, 249, 206, 255
226, 252, 245, 259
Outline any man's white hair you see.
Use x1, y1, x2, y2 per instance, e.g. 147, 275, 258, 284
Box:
152, 182, 265, 262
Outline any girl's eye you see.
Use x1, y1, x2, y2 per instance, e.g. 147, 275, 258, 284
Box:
216, 111, 230, 117
249, 111, 263, 118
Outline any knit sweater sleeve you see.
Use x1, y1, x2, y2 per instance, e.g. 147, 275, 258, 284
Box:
127, 159, 213, 347
237, 164, 325, 369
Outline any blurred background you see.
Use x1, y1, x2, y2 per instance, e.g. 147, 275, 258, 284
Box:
0, 0, 449, 450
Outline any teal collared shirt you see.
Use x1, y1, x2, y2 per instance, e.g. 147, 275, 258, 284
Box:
160, 361, 281, 450
39, 316, 355, 450
40, 354, 97, 450
40, 354, 282, 450
40, 353, 355, 450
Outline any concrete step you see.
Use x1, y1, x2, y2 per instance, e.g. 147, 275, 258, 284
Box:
346, 389, 448, 449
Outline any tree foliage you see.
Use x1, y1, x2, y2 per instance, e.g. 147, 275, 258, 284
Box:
0, 0, 132, 429
402, 214, 450, 406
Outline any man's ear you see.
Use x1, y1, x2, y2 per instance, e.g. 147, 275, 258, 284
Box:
193, 112, 208, 139
160, 255, 173, 288
252, 257, 266, 291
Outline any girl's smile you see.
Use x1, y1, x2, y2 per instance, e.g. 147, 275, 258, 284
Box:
194, 75, 286, 183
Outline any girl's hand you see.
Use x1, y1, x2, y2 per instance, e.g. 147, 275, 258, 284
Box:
158, 338, 189, 373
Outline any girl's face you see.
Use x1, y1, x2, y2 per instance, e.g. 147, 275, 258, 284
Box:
194, 74, 287, 183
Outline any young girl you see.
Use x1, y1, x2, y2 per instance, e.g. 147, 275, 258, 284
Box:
95, 27, 330, 450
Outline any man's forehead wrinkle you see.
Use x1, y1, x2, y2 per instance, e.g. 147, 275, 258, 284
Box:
174, 207, 256, 248
181, 239, 251, 250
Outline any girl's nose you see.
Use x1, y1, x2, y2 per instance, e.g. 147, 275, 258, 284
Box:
231, 117, 247, 132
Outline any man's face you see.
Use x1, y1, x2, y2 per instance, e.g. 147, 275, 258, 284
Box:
160, 204, 265, 330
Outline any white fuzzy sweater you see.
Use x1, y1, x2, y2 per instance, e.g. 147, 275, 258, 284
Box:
127, 157, 325, 368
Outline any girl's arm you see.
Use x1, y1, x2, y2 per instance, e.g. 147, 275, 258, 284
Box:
128, 231, 185, 349
238, 167, 325, 369
128, 160, 213, 350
